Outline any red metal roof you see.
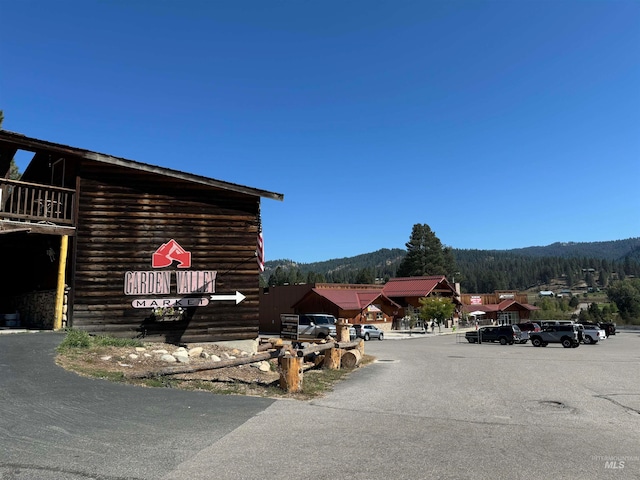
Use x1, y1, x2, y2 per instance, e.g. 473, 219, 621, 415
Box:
310, 288, 397, 310
382, 276, 449, 297
463, 301, 539, 313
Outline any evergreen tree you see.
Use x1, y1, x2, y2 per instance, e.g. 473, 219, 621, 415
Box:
355, 267, 375, 284
396, 224, 456, 277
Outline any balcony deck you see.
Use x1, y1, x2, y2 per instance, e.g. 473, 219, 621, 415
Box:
1, 178, 76, 235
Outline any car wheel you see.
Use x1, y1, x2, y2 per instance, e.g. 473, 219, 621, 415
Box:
541, 343, 548, 347
561, 337, 572, 348
378, 333, 384, 341
467, 338, 474, 343
572, 341, 580, 348
532, 338, 542, 347
584, 335, 592, 344
364, 333, 370, 341
499, 337, 507, 345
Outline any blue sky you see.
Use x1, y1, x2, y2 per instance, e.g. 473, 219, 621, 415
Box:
2, 0, 639, 263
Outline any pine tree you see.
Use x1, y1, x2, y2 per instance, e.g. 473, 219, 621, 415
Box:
396, 224, 457, 277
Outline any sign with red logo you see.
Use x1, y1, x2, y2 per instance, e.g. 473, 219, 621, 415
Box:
124, 240, 245, 311
152, 239, 191, 268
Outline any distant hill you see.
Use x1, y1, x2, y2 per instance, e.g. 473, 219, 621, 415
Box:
263, 237, 640, 292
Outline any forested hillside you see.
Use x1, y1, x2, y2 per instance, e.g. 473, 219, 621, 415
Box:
263, 238, 640, 293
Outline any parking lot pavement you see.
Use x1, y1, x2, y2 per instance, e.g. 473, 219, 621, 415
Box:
166, 330, 640, 480
3, 329, 639, 480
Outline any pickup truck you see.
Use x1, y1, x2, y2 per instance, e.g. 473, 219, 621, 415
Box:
577, 323, 607, 344
529, 324, 581, 348
297, 314, 356, 340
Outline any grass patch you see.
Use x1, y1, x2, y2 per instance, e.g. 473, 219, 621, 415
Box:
57, 329, 144, 353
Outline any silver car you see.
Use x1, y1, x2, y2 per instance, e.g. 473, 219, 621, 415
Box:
354, 324, 384, 341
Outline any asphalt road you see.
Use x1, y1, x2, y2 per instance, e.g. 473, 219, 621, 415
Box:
1, 330, 639, 479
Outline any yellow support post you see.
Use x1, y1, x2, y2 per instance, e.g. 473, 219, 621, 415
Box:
54, 235, 69, 330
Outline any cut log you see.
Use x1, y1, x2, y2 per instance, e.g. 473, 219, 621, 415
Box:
296, 340, 361, 357
341, 349, 362, 369
279, 356, 303, 393
125, 349, 280, 379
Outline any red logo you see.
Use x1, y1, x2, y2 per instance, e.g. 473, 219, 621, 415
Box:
152, 240, 191, 268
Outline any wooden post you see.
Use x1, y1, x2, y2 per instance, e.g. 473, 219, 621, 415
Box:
336, 319, 351, 342
54, 235, 69, 331
279, 356, 303, 393
323, 347, 342, 370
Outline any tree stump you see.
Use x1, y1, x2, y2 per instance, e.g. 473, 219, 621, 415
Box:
323, 347, 342, 370
341, 349, 362, 369
279, 356, 303, 393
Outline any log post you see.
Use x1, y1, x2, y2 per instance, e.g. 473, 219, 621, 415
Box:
336, 319, 351, 342
357, 338, 365, 356
323, 347, 342, 370
279, 356, 303, 393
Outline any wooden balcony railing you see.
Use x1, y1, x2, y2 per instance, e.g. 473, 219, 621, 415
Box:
0, 178, 75, 225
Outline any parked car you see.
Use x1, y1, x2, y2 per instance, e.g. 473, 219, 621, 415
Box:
515, 323, 541, 344
529, 324, 580, 348
516, 322, 541, 333
465, 325, 522, 345
297, 314, 356, 340
577, 323, 607, 344
353, 324, 384, 341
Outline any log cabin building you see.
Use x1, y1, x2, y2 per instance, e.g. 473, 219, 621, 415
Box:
0, 130, 283, 343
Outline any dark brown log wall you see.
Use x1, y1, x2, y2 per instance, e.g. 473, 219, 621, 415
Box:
71, 163, 261, 343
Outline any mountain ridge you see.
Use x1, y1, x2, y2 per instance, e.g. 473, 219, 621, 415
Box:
266, 237, 640, 271
263, 238, 640, 291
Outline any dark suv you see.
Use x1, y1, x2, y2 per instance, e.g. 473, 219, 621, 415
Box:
465, 325, 522, 345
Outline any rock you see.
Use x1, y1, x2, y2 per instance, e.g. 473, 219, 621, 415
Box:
161, 354, 177, 363
100, 356, 112, 361
223, 352, 236, 360
188, 347, 203, 357
174, 350, 190, 363
210, 355, 221, 362
153, 349, 169, 355
251, 361, 271, 372
200, 352, 210, 359
128, 354, 139, 360
135, 347, 146, 352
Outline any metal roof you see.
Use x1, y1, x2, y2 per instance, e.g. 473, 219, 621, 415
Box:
382, 276, 451, 297
306, 287, 399, 311
0, 130, 284, 201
